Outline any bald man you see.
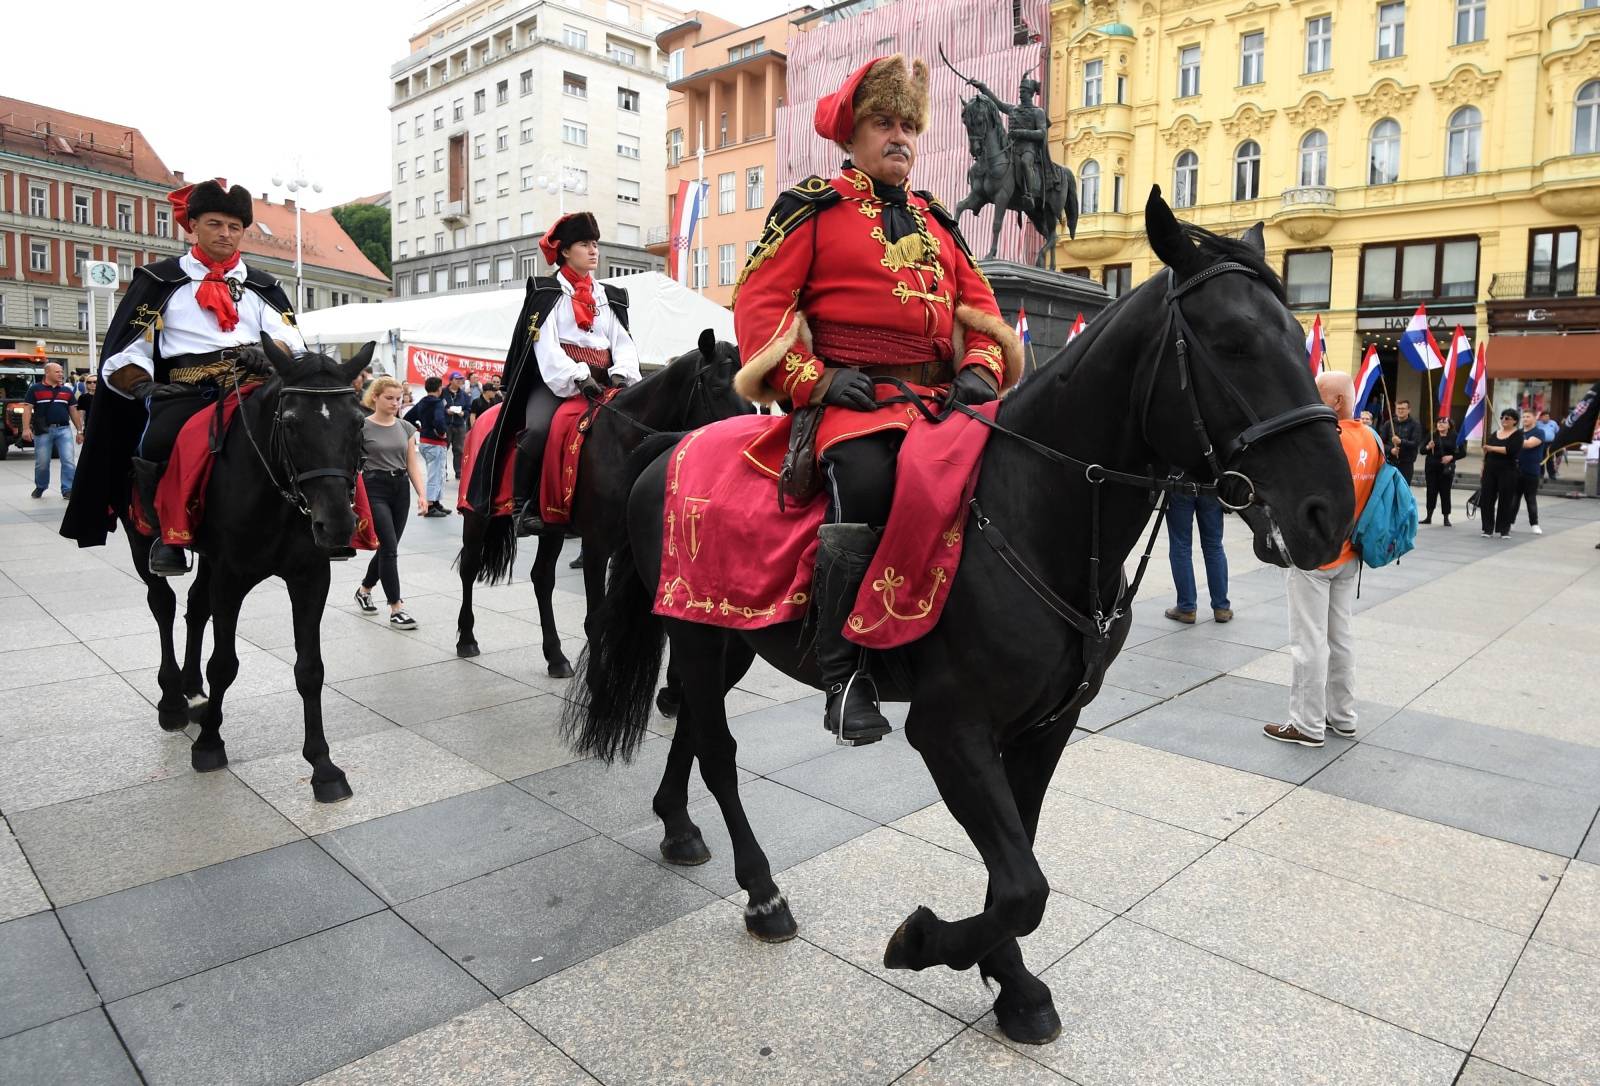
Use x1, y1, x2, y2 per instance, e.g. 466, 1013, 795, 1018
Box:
1265, 370, 1383, 748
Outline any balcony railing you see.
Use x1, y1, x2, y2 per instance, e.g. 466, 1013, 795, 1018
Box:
646, 225, 671, 245
1280, 186, 1335, 208
1488, 269, 1598, 300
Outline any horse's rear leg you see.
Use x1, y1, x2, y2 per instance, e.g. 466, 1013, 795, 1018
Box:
128, 529, 188, 732
532, 528, 570, 677
456, 513, 485, 658
180, 561, 212, 721
287, 564, 350, 803
656, 657, 682, 718
191, 573, 258, 772
653, 718, 709, 866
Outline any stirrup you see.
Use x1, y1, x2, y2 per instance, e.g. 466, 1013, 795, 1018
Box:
148, 541, 191, 578
825, 670, 891, 746
515, 500, 545, 537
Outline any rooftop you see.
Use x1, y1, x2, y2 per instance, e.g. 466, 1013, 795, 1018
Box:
0, 95, 177, 186
239, 196, 389, 284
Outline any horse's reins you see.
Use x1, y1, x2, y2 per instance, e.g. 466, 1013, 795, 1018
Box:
584, 354, 728, 437
226, 370, 361, 517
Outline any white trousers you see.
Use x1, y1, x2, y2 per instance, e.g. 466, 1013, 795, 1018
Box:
1284, 560, 1359, 738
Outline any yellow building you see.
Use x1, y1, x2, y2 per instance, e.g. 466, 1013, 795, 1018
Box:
1048, 0, 1600, 421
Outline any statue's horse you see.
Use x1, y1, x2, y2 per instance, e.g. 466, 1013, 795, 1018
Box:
953, 94, 1078, 269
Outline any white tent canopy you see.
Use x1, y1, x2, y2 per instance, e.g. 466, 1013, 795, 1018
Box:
297, 272, 735, 378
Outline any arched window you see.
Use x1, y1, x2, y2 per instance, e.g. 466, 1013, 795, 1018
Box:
1446, 105, 1482, 176
1298, 129, 1328, 187
1576, 81, 1600, 156
1368, 119, 1401, 185
1233, 141, 1261, 201
1080, 159, 1101, 214
1174, 150, 1199, 209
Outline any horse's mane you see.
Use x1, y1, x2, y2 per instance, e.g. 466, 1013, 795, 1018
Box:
1179, 223, 1286, 303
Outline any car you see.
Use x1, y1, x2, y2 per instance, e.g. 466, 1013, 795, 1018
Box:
0, 352, 54, 461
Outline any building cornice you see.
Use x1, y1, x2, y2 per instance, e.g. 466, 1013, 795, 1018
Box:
0, 151, 174, 192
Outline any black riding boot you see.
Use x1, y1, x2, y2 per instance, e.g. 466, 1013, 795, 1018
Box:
131, 457, 191, 577
814, 523, 891, 745
512, 428, 545, 537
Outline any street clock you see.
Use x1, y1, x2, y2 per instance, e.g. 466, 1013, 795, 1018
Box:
86, 261, 120, 291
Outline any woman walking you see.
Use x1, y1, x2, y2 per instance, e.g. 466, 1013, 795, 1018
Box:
1421, 416, 1459, 526
354, 376, 429, 629
1477, 408, 1524, 539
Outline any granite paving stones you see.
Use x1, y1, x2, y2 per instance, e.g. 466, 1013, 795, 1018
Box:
9, 772, 301, 907
1070, 683, 1162, 732
58, 840, 383, 1002
1581, 822, 1600, 865
180, 687, 396, 766
1475, 939, 1600, 1086
317, 783, 592, 905
1308, 744, 1599, 857
0, 599, 80, 654
1130, 632, 1269, 672
894, 1030, 1076, 1085
123, 647, 303, 703
0, 672, 157, 745
0, 643, 109, 691
267, 625, 460, 683
0, 911, 98, 1039
108, 912, 490, 1086
396, 835, 716, 995
723, 695, 849, 776
463, 640, 590, 696
78, 627, 214, 675
334, 658, 536, 725
1364, 708, 1600, 797
306, 1003, 598, 1085
507, 901, 965, 1086
1106, 700, 1353, 783
1230, 789, 1565, 934
1130, 843, 1527, 1048
0, 819, 49, 924
1101, 651, 1219, 698
0, 716, 196, 813
1167, 673, 1397, 736
0, 1010, 142, 1086
768, 730, 943, 824
405, 695, 585, 781
1534, 859, 1600, 958
1452, 1059, 1551, 1086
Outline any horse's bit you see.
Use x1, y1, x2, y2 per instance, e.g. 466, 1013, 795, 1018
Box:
229, 375, 362, 517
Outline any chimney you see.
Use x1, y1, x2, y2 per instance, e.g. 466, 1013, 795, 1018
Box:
284, 198, 296, 211
173, 170, 185, 183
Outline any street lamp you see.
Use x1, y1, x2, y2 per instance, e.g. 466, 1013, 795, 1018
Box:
535, 154, 586, 216
269, 174, 324, 313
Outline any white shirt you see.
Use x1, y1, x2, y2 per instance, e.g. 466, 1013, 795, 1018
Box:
533, 273, 642, 398
101, 251, 306, 398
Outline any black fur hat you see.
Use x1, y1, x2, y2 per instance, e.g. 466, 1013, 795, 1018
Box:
539, 211, 601, 265
178, 179, 253, 230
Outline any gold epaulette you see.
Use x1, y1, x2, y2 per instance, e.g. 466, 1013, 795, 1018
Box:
732, 177, 843, 305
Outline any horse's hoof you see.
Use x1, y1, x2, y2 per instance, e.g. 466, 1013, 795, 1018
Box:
655, 688, 680, 718
744, 896, 799, 943
883, 905, 939, 971
191, 744, 228, 772
659, 830, 711, 866
547, 658, 574, 679
313, 775, 354, 804
456, 641, 480, 659
994, 997, 1062, 1046
158, 707, 190, 732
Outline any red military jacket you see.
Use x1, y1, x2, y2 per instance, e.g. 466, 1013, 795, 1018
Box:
731, 167, 1020, 474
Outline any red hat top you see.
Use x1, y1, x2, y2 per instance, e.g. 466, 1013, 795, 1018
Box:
813, 57, 885, 146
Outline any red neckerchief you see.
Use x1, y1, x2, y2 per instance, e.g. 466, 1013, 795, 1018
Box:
559, 264, 596, 332
191, 245, 242, 332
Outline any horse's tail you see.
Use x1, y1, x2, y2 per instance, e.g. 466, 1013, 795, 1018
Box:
452, 510, 518, 586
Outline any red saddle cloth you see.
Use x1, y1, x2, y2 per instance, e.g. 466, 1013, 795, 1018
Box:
457, 391, 618, 525
653, 403, 997, 650
133, 386, 379, 551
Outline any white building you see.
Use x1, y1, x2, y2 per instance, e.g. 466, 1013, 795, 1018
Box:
388, 0, 681, 299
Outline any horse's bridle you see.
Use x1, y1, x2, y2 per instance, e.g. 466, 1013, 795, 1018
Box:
587, 350, 736, 437
229, 375, 362, 517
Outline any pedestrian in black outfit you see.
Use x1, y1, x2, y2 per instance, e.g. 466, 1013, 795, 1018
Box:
1421, 416, 1458, 526
1386, 398, 1422, 484
1478, 409, 1524, 539
1514, 410, 1546, 535
354, 376, 430, 630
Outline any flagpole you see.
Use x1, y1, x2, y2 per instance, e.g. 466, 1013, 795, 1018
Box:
696, 120, 706, 297
1378, 367, 1400, 449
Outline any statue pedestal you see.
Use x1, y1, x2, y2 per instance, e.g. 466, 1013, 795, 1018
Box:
979, 261, 1112, 369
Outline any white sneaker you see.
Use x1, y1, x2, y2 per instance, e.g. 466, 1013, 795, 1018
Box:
1532, 525, 1543, 535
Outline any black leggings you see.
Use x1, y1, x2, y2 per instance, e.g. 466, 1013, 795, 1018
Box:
1479, 464, 1519, 536
513, 382, 563, 504
821, 430, 901, 527
1514, 473, 1540, 527
138, 388, 215, 461
1424, 463, 1454, 518
362, 471, 411, 604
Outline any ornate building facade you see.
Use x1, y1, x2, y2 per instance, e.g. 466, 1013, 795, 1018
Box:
1049, 0, 1600, 420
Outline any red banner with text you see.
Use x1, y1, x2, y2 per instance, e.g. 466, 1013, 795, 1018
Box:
405, 345, 505, 386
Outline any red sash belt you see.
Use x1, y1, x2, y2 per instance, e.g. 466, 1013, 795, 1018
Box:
810, 319, 953, 368
561, 343, 612, 369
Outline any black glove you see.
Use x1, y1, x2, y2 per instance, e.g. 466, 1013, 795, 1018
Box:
819, 368, 877, 411
608, 371, 629, 388
235, 349, 274, 377
129, 377, 190, 402
578, 375, 605, 399
946, 368, 998, 410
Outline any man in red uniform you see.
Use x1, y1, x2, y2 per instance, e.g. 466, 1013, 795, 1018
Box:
732, 55, 1022, 741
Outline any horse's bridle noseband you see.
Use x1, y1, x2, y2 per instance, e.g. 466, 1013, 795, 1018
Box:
230, 375, 362, 517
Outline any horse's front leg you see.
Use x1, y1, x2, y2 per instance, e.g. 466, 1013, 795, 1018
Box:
287, 562, 351, 803
190, 568, 260, 772
181, 559, 212, 721
531, 527, 570, 677
455, 511, 484, 658
126, 525, 188, 732
652, 707, 709, 865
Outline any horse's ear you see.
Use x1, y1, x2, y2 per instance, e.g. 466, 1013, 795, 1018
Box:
260, 333, 291, 372
1240, 221, 1266, 255
338, 341, 375, 385
1144, 185, 1198, 273
697, 327, 717, 362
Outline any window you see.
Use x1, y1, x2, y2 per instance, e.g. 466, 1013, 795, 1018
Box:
1233, 141, 1261, 200
564, 72, 588, 98
1454, 0, 1485, 45
606, 0, 630, 23
667, 128, 683, 165
434, 106, 445, 129
1239, 31, 1264, 86
1104, 264, 1132, 298
1080, 160, 1101, 213
718, 172, 735, 214
492, 217, 507, 241
521, 212, 534, 234
609, 42, 638, 66
416, 196, 426, 216
719, 112, 730, 146
454, 264, 469, 289
1377, 2, 1405, 59
496, 79, 508, 105
414, 114, 424, 136
73, 246, 89, 280
1305, 16, 1331, 73
155, 207, 170, 238
473, 134, 486, 159
521, 254, 538, 279
398, 203, 409, 224
77, 300, 89, 332
434, 149, 444, 171
117, 252, 133, 280
473, 223, 485, 244
33, 297, 50, 327
1575, 81, 1600, 155
29, 239, 49, 271
451, 99, 463, 122
719, 243, 736, 285
618, 178, 641, 205
618, 133, 640, 159
728, 39, 763, 62
1173, 151, 1199, 208
746, 166, 765, 210
416, 235, 427, 255
73, 192, 91, 224
562, 119, 588, 146
1440, 240, 1477, 297
496, 172, 509, 197
473, 178, 487, 203
496, 255, 513, 283
1284, 249, 1332, 308
1446, 105, 1481, 176
692, 246, 708, 289
398, 160, 408, 182
1367, 119, 1401, 185
563, 25, 588, 50
617, 87, 640, 113
436, 231, 447, 251
617, 223, 640, 246
1298, 129, 1328, 187
1528, 228, 1580, 297
521, 165, 534, 191
1083, 59, 1103, 107
28, 183, 47, 217
520, 117, 535, 144
1178, 45, 1200, 97
415, 155, 424, 177
397, 121, 407, 144
667, 48, 684, 81
434, 191, 443, 213
521, 69, 533, 95
474, 89, 486, 114
414, 272, 429, 294
1116, 74, 1128, 103
1360, 238, 1478, 301
434, 269, 448, 294
1113, 173, 1126, 212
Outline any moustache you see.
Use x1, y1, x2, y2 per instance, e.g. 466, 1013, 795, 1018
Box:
884, 143, 912, 158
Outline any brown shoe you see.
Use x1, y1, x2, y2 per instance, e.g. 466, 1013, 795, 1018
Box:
1164, 607, 1196, 625
1213, 608, 1234, 623
1263, 722, 1324, 747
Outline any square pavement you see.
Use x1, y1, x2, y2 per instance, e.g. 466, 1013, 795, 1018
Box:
4, 459, 1600, 1084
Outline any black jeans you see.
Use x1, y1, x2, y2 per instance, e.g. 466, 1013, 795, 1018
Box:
362, 470, 411, 604
821, 430, 901, 526
1479, 463, 1519, 536
138, 387, 215, 461
513, 382, 564, 508
1424, 462, 1454, 518
1513, 473, 1540, 527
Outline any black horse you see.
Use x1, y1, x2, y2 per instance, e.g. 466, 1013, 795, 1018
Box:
453, 329, 749, 671
133, 338, 374, 802
562, 189, 1354, 1044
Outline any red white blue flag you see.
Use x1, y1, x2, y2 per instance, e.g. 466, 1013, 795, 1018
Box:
1439, 325, 1469, 418
1354, 344, 1382, 416
1462, 341, 1489, 441
1014, 305, 1030, 345
668, 178, 706, 286
1066, 311, 1086, 345
1304, 314, 1327, 377
1399, 304, 1444, 372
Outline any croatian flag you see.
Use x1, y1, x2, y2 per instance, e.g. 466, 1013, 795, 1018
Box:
1066, 312, 1086, 344
1305, 315, 1327, 377
1014, 306, 1030, 345
667, 178, 706, 286
1354, 344, 1382, 415
1399, 305, 1445, 372
1439, 325, 1469, 418
1462, 341, 1488, 441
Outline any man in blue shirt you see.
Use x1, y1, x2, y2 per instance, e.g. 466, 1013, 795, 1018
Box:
20, 362, 82, 499
1514, 410, 1547, 535
1536, 410, 1560, 480
442, 370, 474, 481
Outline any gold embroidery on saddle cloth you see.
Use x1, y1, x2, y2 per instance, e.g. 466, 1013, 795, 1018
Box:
847, 565, 949, 636
659, 576, 809, 620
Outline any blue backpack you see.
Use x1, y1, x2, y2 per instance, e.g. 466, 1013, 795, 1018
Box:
1350, 435, 1417, 569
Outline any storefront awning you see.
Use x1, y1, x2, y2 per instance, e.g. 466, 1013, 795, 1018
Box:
1486, 334, 1600, 380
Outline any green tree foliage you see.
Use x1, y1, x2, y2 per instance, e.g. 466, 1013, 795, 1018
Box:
332, 203, 392, 279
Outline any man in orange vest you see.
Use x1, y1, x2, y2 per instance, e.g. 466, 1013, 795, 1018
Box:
1266, 370, 1382, 748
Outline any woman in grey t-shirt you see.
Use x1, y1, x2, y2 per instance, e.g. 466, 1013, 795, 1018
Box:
354, 376, 429, 629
